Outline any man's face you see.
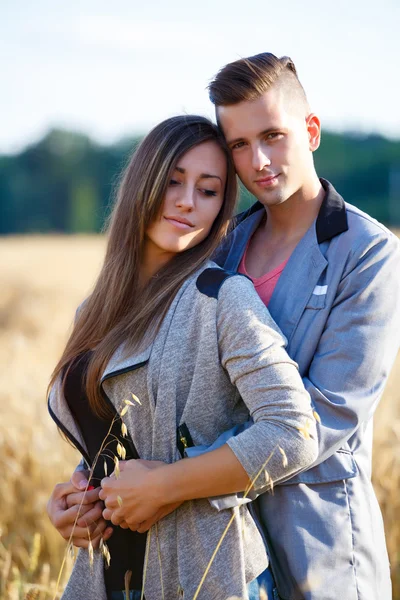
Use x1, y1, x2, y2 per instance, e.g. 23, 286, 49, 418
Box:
217, 87, 317, 208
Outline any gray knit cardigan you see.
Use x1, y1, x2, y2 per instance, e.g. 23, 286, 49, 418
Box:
48, 261, 318, 600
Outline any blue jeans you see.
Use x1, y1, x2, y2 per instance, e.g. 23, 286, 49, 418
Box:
111, 568, 278, 599
248, 566, 279, 599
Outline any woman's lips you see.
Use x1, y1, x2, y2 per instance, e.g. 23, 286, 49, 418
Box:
164, 216, 194, 230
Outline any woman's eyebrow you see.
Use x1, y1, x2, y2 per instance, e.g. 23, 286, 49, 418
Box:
174, 166, 222, 182
199, 174, 222, 182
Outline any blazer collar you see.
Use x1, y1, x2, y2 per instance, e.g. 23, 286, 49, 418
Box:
316, 178, 348, 243
267, 225, 327, 344
101, 343, 152, 381
237, 178, 348, 244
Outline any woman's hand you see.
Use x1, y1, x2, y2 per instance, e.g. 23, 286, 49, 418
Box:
99, 459, 182, 532
47, 470, 113, 548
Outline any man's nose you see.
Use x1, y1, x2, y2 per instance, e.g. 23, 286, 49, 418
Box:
251, 146, 271, 171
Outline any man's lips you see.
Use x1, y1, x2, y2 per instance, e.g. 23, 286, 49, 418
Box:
254, 174, 279, 187
164, 216, 195, 229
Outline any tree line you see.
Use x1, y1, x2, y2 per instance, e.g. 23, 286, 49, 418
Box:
0, 128, 399, 235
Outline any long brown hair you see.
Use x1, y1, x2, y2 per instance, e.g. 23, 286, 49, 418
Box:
49, 115, 238, 417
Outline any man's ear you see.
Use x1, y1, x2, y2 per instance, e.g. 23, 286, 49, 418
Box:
306, 113, 321, 152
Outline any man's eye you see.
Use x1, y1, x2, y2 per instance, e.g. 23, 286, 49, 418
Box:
266, 132, 283, 140
231, 141, 245, 150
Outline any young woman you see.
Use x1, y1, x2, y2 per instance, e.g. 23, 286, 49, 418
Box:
47, 115, 317, 600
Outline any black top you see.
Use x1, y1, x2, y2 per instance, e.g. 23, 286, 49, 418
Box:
64, 352, 146, 593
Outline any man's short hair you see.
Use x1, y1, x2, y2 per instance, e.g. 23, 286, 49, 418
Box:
208, 52, 308, 110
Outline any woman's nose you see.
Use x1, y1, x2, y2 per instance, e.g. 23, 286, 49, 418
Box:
175, 186, 195, 210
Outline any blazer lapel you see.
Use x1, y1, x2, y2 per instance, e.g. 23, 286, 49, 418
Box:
223, 209, 264, 271
268, 224, 328, 346
224, 181, 347, 347
101, 343, 152, 381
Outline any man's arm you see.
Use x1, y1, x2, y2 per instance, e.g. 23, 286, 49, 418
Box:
302, 231, 400, 465
191, 230, 400, 509
99, 274, 318, 529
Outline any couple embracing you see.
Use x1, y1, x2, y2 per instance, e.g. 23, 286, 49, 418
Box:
47, 52, 400, 600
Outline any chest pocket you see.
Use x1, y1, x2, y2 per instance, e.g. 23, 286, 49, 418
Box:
305, 284, 328, 310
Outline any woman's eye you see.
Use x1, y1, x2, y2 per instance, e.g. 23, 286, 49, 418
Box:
201, 189, 218, 197
169, 179, 180, 185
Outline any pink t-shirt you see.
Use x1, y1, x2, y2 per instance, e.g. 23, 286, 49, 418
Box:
238, 245, 289, 307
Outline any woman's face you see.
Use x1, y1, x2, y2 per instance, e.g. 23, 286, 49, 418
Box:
145, 140, 227, 265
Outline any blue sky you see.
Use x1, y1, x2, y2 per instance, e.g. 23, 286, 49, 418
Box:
1, 0, 399, 153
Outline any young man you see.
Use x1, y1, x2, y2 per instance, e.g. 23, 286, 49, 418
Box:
203, 52, 400, 599
48, 54, 400, 599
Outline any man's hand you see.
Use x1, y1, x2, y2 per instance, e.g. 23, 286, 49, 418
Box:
103, 501, 182, 533
100, 459, 182, 532
47, 470, 113, 548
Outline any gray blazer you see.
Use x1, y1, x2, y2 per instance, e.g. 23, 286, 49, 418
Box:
199, 179, 400, 600
48, 266, 318, 600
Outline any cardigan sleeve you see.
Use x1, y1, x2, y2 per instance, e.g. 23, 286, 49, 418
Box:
216, 274, 318, 492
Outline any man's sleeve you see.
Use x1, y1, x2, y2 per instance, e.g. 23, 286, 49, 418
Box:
195, 230, 400, 510
303, 231, 400, 465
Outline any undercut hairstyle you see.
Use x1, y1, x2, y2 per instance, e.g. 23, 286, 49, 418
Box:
208, 52, 309, 113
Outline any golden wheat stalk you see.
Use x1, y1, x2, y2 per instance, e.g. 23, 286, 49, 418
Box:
155, 522, 165, 600
193, 444, 280, 599
140, 526, 152, 600
192, 419, 317, 597
124, 569, 132, 597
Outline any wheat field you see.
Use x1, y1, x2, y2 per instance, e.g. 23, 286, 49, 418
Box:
0, 235, 399, 599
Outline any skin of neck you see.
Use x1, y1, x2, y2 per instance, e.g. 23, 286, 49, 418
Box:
262, 173, 324, 242
140, 240, 175, 286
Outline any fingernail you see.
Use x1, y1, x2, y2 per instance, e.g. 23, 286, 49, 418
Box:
78, 480, 87, 490
105, 528, 114, 537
